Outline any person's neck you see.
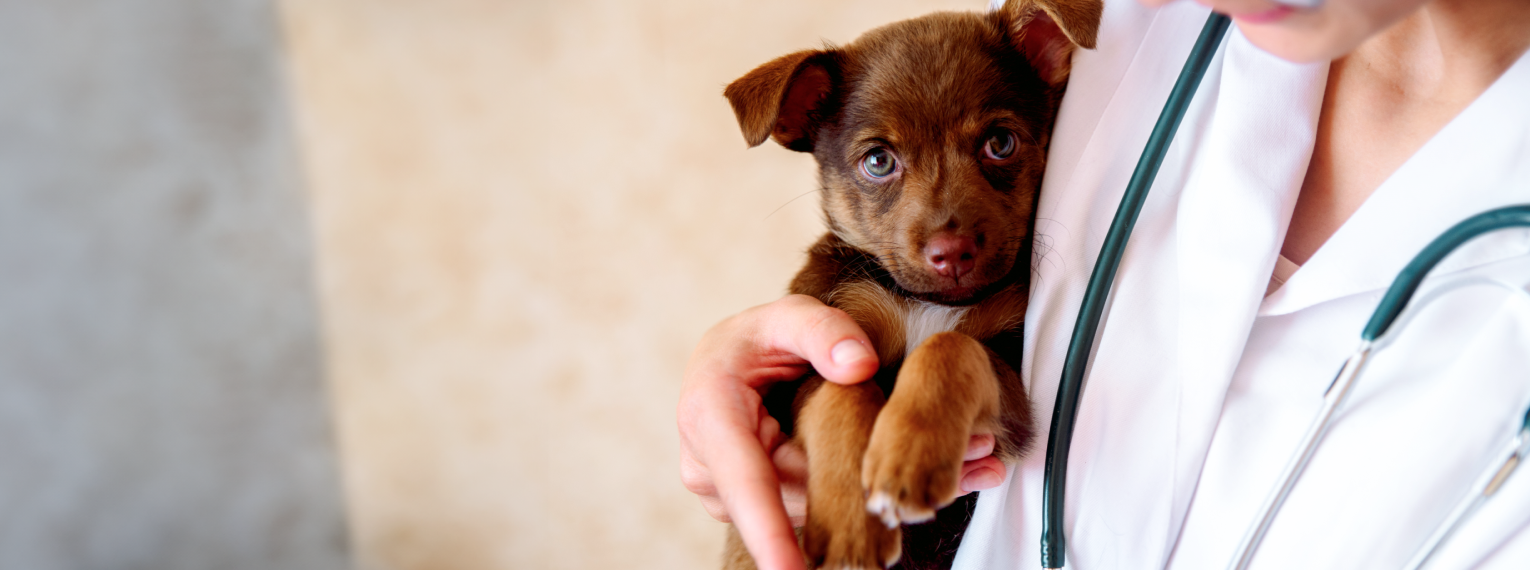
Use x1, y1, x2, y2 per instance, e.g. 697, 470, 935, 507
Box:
1344, 0, 1530, 105
1279, 0, 1530, 265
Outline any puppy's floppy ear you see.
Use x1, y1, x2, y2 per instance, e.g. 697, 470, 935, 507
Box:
999, 0, 1104, 85
724, 50, 836, 151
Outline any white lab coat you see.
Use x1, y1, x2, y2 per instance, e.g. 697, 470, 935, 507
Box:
954, 1, 1530, 568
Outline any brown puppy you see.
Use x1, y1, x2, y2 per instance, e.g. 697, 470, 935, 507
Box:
721, 0, 1100, 568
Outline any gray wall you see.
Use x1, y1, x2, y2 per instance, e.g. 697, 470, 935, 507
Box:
0, 1, 349, 568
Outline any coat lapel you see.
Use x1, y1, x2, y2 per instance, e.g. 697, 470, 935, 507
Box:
1058, 28, 1325, 567
1163, 31, 1326, 561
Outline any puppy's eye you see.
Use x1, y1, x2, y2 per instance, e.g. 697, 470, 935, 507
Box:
983, 132, 1017, 160
861, 148, 897, 179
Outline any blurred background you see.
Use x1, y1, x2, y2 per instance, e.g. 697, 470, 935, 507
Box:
0, 0, 977, 569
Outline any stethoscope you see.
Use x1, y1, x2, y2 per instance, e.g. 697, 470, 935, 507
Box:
1036, 10, 1530, 570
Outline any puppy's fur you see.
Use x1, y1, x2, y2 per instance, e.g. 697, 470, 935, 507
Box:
722, 1, 1101, 568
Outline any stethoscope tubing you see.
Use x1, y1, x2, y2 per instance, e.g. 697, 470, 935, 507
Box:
1405, 416, 1530, 570
1038, 12, 1232, 569
1225, 341, 1374, 570
1395, 277, 1530, 568
1227, 205, 1530, 570
1364, 206, 1530, 341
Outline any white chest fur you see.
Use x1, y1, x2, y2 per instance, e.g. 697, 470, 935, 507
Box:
901, 301, 969, 359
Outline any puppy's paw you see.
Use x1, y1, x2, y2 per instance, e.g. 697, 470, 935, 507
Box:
802, 512, 901, 570
861, 409, 965, 528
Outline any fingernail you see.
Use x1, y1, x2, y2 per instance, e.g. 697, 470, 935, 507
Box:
965, 434, 995, 460
831, 339, 872, 367
961, 468, 1004, 493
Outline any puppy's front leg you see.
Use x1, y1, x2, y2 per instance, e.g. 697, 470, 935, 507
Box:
797, 377, 902, 569
862, 332, 1001, 527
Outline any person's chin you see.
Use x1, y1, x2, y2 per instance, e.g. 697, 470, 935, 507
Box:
1236, 18, 1356, 64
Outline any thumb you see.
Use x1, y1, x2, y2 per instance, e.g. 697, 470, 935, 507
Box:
760, 295, 878, 385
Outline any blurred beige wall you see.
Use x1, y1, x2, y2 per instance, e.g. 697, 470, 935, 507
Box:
276, 1, 980, 569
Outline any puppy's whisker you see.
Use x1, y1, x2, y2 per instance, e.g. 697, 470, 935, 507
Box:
765, 189, 820, 220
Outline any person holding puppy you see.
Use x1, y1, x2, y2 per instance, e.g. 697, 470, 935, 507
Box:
680, 0, 1530, 568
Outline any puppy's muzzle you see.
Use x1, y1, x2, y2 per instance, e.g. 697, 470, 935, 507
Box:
924, 232, 978, 282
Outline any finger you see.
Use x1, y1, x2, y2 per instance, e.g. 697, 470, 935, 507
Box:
758, 295, 878, 385
699, 494, 731, 523
959, 455, 1007, 493
772, 440, 808, 524
679, 449, 718, 499
964, 433, 996, 461
711, 428, 807, 570
764, 414, 805, 525
759, 413, 785, 451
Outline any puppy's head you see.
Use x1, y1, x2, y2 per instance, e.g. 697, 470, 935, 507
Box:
726, 0, 1101, 304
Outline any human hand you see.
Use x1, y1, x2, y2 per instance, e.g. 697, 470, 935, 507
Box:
678, 294, 1009, 570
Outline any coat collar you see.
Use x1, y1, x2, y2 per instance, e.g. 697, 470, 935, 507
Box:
1260, 50, 1530, 319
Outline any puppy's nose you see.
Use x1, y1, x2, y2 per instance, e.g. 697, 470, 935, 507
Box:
925, 233, 978, 280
